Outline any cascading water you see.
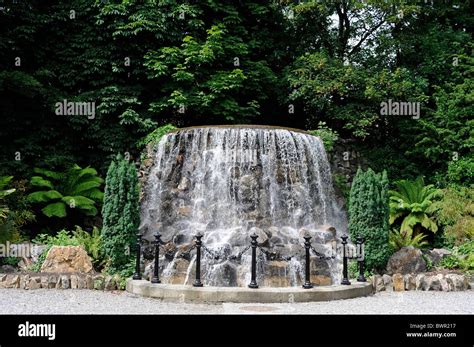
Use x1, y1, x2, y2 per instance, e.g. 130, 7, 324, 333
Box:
140, 125, 346, 287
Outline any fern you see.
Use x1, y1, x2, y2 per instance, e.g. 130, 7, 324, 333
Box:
389, 177, 440, 235
27, 165, 104, 218
389, 228, 429, 250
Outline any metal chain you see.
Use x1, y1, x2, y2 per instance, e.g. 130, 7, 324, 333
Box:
177, 244, 196, 260
257, 245, 292, 261
202, 245, 223, 260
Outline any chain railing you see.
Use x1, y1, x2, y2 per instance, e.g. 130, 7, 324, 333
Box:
132, 229, 366, 289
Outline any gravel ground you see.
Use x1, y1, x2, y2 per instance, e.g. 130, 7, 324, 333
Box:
0, 289, 472, 314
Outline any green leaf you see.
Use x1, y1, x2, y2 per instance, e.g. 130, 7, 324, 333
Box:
30, 176, 54, 189
28, 190, 63, 203
33, 168, 62, 180
42, 202, 67, 218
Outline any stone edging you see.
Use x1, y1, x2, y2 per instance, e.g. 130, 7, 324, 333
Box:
0, 273, 121, 291
371, 273, 471, 292
126, 280, 373, 303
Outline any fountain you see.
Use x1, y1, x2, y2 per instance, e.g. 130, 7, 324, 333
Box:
139, 125, 347, 287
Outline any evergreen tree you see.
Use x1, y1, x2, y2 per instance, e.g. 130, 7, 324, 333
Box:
101, 155, 140, 270
349, 168, 392, 272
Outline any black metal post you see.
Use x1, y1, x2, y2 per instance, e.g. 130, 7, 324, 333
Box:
341, 235, 351, 285
303, 235, 313, 289
248, 233, 259, 289
151, 232, 161, 283
356, 237, 366, 282
133, 233, 142, 280
193, 233, 203, 287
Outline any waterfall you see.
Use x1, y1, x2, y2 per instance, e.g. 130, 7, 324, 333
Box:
140, 126, 346, 287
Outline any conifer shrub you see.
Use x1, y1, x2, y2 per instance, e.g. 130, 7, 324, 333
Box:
101, 154, 140, 270
348, 168, 392, 272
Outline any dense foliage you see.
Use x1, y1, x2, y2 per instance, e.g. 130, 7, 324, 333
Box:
348, 168, 392, 272
27, 166, 104, 219
0, 1, 472, 275
0, 1, 471, 182
101, 155, 140, 271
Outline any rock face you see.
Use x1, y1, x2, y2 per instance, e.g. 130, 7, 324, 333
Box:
138, 126, 347, 287
40, 246, 94, 273
426, 248, 451, 266
386, 246, 426, 275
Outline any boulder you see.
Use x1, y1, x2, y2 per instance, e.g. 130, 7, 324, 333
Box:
382, 274, 393, 290
426, 248, 452, 266
310, 256, 331, 277
6, 274, 20, 288
28, 276, 41, 290
60, 275, 70, 289
70, 274, 79, 289
263, 261, 291, 287
427, 275, 442, 291
404, 274, 416, 291
0, 274, 9, 288
40, 246, 94, 273
40, 276, 48, 289
386, 246, 426, 275
85, 275, 94, 289
372, 275, 385, 292
445, 274, 469, 291
19, 274, 30, 289
104, 276, 117, 291
249, 227, 269, 246
47, 274, 59, 289
415, 274, 428, 290
392, 273, 405, 291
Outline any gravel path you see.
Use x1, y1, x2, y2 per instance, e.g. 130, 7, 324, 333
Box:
0, 289, 472, 314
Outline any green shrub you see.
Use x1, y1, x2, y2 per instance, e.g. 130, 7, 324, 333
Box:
137, 124, 177, 149
0, 179, 36, 244
101, 154, 140, 271
389, 229, 429, 251
433, 187, 474, 246
0, 256, 20, 267
108, 258, 136, 290
72, 226, 105, 269
27, 165, 104, 218
308, 122, 339, 152
33, 229, 80, 247
29, 245, 52, 272
349, 168, 392, 272
440, 240, 474, 272
447, 158, 474, 188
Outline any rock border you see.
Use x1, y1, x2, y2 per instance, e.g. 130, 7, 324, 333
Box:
0, 273, 121, 291
371, 272, 471, 292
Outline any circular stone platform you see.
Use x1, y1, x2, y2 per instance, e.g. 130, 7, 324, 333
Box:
126, 280, 373, 303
